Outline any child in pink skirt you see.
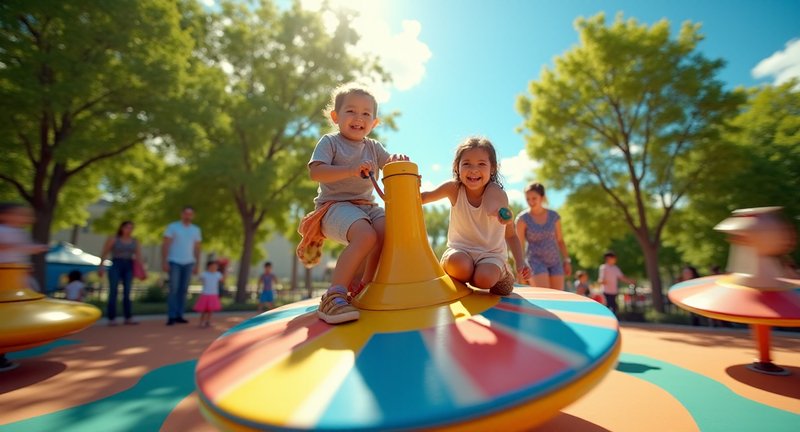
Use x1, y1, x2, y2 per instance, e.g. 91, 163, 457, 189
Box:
194, 261, 222, 328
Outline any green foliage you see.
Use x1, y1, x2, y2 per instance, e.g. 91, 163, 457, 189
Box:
517, 13, 745, 309
560, 184, 628, 268
666, 80, 800, 267
644, 309, 692, 325
147, 0, 392, 300
138, 283, 168, 304
423, 204, 450, 257
0, 0, 192, 233
90, 144, 177, 244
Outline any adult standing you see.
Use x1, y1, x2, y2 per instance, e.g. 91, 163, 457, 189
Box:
162, 206, 202, 326
515, 182, 571, 290
98, 221, 143, 326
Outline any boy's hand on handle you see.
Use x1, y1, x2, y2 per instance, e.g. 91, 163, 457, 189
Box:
354, 160, 375, 179
387, 153, 410, 162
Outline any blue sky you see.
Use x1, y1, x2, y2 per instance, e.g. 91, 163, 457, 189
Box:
252, 0, 800, 207
299, 0, 799, 208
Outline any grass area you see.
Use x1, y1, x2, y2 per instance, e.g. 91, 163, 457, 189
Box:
82, 283, 317, 317
85, 295, 262, 316
77, 284, 793, 332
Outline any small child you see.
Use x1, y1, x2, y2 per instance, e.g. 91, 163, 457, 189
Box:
0, 202, 48, 265
297, 83, 408, 325
574, 270, 590, 297
257, 261, 279, 313
598, 251, 636, 314
64, 270, 85, 301
0, 203, 48, 294
193, 261, 223, 328
421, 136, 531, 294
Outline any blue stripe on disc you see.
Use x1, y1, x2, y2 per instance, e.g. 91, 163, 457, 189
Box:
482, 307, 618, 359
502, 296, 616, 317
318, 331, 457, 430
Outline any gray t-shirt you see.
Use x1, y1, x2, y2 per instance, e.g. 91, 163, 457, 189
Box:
309, 133, 391, 206
0, 225, 31, 264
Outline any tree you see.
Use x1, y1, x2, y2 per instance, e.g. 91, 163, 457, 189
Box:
0, 0, 192, 286
517, 13, 744, 311
666, 80, 800, 269
172, 0, 389, 302
423, 205, 449, 257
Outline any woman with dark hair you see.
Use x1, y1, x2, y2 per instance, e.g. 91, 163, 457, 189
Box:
515, 182, 572, 290
98, 221, 143, 326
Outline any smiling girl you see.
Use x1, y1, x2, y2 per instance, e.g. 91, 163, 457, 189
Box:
421, 136, 530, 295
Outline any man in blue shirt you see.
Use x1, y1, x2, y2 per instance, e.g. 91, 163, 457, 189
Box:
162, 206, 202, 325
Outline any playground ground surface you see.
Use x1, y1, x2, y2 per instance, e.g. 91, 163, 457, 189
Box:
1, 310, 799, 431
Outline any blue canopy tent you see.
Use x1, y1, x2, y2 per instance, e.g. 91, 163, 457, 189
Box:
45, 242, 110, 293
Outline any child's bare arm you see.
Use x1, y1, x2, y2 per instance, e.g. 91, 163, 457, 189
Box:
506, 224, 531, 280
515, 219, 528, 253
421, 180, 458, 205
309, 160, 374, 183
554, 220, 571, 276
483, 183, 512, 224
0, 243, 48, 254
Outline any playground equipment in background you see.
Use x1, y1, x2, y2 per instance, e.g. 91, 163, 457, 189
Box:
45, 242, 110, 293
195, 161, 621, 431
669, 207, 800, 375
0, 263, 101, 371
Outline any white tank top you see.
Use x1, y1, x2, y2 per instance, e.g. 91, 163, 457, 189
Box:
446, 185, 506, 256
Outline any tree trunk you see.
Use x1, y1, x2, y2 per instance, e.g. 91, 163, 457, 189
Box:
235, 223, 256, 303
640, 239, 665, 313
305, 267, 312, 299
290, 253, 298, 291
29, 207, 55, 293
70, 225, 80, 245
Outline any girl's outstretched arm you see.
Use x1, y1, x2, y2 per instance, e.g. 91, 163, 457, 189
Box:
506, 223, 531, 281
554, 218, 572, 277
421, 180, 458, 206
483, 183, 512, 225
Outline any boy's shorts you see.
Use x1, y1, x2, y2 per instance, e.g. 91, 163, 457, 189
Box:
441, 247, 507, 273
321, 202, 385, 244
260, 290, 274, 303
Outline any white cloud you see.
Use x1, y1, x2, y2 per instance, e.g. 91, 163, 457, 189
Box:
500, 149, 538, 185
300, 0, 431, 103
752, 38, 800, 87
200, 0, 215, 7
431, 163, 441, 172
